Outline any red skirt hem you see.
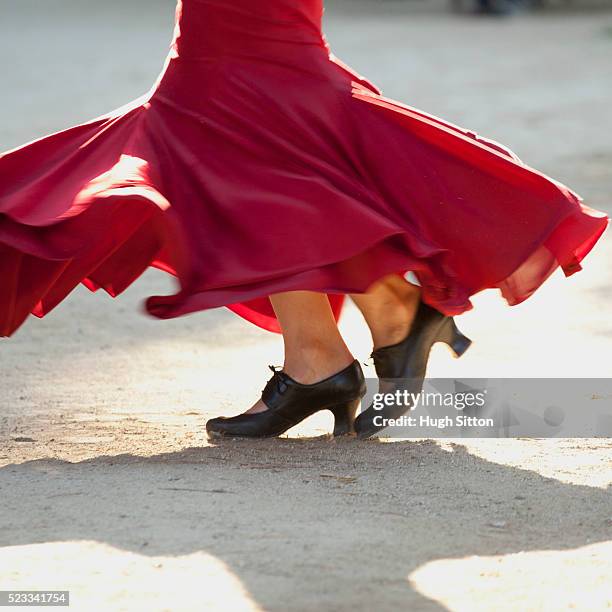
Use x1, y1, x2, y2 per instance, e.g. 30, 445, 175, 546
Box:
0, 88, 608, 336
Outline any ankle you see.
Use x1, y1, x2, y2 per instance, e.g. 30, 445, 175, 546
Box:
283, 343, 354, 384
371, 319, 411, 350
371, 292, 421, 350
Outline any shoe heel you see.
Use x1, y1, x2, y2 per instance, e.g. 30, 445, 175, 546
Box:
330, 398, 361, 437
439, 318, 472, 358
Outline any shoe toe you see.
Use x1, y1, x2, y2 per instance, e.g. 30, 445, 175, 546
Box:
206, 416, 231, 436
353, 410, 377, 439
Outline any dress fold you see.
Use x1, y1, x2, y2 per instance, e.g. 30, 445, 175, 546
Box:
0, 0, 607, 337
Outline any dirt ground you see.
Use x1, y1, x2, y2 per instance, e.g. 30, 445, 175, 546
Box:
1, 1, 611, 610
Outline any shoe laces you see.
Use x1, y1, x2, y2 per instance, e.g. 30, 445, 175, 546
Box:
363, 354, 376, 368
265, 365, 291, 395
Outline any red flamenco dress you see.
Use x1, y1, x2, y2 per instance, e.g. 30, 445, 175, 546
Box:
0, 0, 608, 337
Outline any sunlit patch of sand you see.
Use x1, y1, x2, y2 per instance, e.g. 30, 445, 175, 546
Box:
1, 541, 262, 612
409, 542, 612, 611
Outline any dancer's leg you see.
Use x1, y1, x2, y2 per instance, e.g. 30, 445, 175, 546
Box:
246, 291, 354, 414
350, 274, 421, 350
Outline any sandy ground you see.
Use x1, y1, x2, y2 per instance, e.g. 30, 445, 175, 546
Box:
1, 1, 612, 610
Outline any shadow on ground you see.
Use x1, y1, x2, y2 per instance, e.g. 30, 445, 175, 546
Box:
1, 439, 610, 610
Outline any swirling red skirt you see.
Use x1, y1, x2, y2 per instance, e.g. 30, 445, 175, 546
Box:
0, 57, 607, 336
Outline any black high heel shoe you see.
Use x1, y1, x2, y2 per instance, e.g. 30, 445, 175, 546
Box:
206, 359, 366, 439
354, 301, 472, 438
